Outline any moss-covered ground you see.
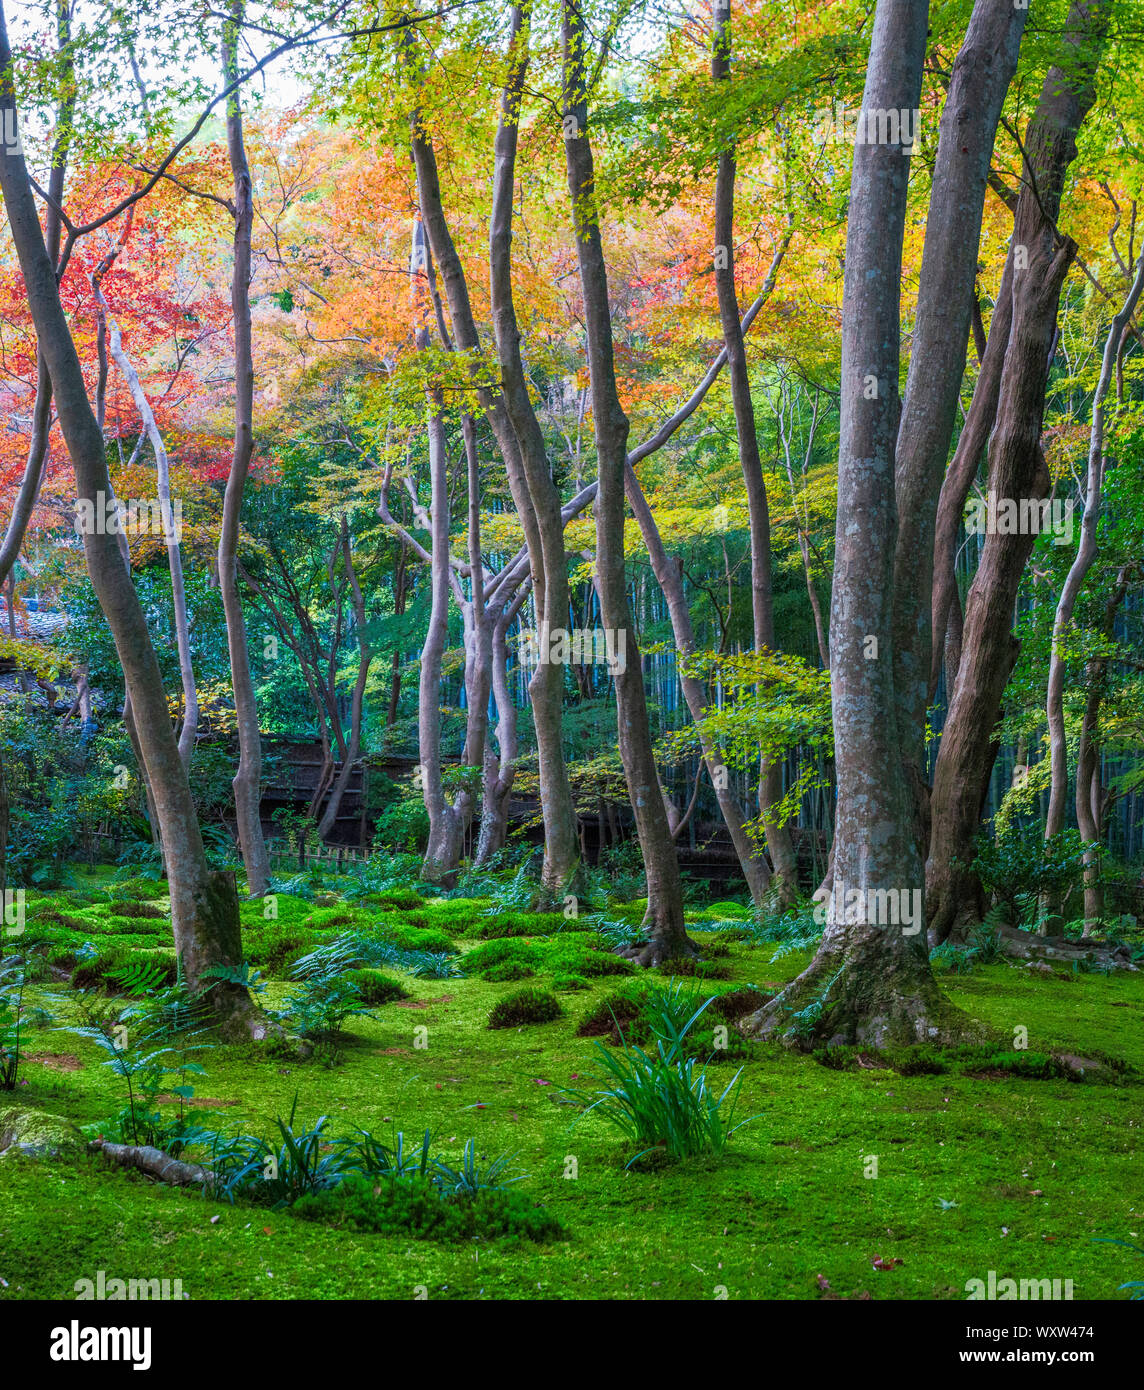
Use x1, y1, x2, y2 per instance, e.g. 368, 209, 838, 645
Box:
1, 869, 1141, 1301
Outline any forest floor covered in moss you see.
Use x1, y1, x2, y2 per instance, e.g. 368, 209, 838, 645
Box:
2, 868, 1141, 1301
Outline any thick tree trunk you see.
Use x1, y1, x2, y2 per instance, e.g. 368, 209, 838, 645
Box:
891, 0, 1027, 855
219, 3, 270, 897
711, 4, 797, 902
563, 0, 688, 964
927, 0, 1108, 941
742, 0, 967, 1047
0, 17, 251, 1029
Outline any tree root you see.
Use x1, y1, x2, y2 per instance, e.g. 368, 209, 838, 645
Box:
616, 932, 701, 968
987, 922, 1137, 971
739, 945, 982, 1051
90, 1139, 216, 1189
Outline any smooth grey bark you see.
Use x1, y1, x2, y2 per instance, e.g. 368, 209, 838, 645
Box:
563, 0, 687, 963
487, 7, 581, 894
406, 29, 579, 893
0, 9, 251, 1028
711, 1, 797, 902
90, 269, 199, 768
219, 2, 270, 896
743, 0, 968, 1047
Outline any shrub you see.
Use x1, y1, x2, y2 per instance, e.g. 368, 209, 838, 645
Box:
559, 946, 636, 978
477, 911, 567, 939
303, 908, 365, 931
292, 1176, 565, 1243
488, 987, 563, 1029
270, 976, 374, 1044
382, 924, 453, 955
245, 927, 316, 976
576, 989, 649, 1045
373, 889, 426, 911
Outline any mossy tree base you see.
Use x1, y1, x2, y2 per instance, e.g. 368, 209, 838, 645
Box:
618, 919, 701, 968
739, 930, 983, 1051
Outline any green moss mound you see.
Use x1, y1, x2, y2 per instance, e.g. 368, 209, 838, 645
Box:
343, 969, 410, 1006
106, 901, 166, 920
292, 1176, 566, 1243
0, 1107, 83, 1160
488, 987, 563, 1029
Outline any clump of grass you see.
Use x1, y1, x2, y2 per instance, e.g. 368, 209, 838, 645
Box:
561, 992, 760, 1167
488, 987, 563, 1029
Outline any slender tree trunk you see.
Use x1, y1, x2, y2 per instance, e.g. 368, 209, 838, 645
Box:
1045, 251, 1144, 849
743, 0, 967, 1047
711, 3, 796, 903
387, 539, 407, 727
563, 0, 688, 963
418, 399, 465, 880
0, 16, 251, 1028
1075, 567, 1134, 930
318, 517, 373, 840
91, 271, 199, 768
624, 460, 772, 903
475, 588, 527, 863
218, 2, 270, 896
487, 8, 581, 895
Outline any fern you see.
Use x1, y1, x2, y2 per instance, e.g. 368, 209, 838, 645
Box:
200, 961, 268, 995
107, 958, 169, 997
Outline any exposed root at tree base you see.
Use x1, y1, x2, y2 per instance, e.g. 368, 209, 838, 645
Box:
739, 955, 984, 1051
617, 931, 701, 968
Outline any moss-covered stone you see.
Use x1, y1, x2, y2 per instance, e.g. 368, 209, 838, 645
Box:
0, 1106, 83, 1160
